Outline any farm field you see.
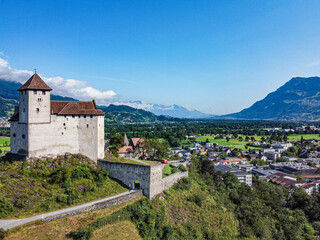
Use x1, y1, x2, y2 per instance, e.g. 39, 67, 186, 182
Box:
195, 136, 260, 150
196, 133, 320, 150
0, 136, 10, 153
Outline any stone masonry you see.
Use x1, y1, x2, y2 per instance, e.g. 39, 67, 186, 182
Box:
98, 160, 188, 199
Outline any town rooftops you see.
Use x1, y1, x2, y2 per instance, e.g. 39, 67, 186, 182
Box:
266, 172, 304, 188
118, 146, 134, 154
51, 100, 104, 116
17, 73, 52, 91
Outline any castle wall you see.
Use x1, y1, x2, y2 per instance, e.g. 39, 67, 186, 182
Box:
10, 121, 28, 154
11, 114, 103, 161
28, 90, 51, 124
97, 116, 105, 159
18, 91, 29, 123
162, 170, 189, 191
98, 160, 188, 199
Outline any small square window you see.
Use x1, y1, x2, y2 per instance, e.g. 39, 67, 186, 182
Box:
34, 91, 37, 94
36, 108, 40, 113
42, 91, 46, 95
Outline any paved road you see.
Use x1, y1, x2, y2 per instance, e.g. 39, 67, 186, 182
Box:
0, 191, 135, 230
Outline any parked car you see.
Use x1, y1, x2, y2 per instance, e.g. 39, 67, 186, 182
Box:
161, 159, 168, 164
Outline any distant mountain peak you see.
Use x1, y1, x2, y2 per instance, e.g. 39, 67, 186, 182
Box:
222, 76, 320, 121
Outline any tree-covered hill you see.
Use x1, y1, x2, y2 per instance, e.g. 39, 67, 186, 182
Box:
0, 79, 181, 123
0, 79, 77, 118
224, 77, 320, 121
98, 104, 181, 123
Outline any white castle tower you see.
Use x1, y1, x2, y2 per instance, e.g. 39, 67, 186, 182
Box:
10, 73, 105, 161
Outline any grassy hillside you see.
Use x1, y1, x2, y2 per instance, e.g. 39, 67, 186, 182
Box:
2, 157, 318, 239
4, 197, 142, 240
68, 159, 315, 240
0, 154, 127, 219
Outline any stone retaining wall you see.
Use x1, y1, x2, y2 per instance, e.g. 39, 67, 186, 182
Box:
99, 160, 188, 199
43, 190, 143, 223
162, 170, 189, 190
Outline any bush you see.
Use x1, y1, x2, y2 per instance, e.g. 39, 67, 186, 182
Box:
171, 168, 178, 174
0, 229, 7, 240
0, 197, 14, 217
72, 166, 92, 180
173, 177, 191, 191
178, 164, 186, 170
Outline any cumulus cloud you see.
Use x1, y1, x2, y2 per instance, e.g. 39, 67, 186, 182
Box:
111, 100, 154, 109
0, 56, 117, 102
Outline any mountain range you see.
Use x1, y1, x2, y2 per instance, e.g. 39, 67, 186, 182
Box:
222, 77, 320, 121
0, 79, 182, 123
1, 76, 320, 122
122, 100, 212, 118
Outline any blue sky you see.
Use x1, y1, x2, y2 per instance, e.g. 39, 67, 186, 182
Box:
1, 0, 320, 114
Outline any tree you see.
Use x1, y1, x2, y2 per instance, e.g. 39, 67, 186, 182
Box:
109, 134, 124, 148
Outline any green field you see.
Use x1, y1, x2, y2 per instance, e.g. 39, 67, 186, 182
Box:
195, 136, 261, 150
287, 134, 320, 141
195, 133, 320, 150
0, 137, 10, 153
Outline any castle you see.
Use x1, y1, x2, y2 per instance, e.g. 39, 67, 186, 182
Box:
9, 73, 105, 161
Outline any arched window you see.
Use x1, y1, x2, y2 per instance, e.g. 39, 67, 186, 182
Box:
36, 108, 40, 113
22, 134, 25, 139
13, 133, 16, 137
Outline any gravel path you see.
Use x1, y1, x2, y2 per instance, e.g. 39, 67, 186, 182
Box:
0, 191, 134, 230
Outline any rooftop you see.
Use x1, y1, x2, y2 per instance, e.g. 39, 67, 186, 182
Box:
17, 73, 52, 91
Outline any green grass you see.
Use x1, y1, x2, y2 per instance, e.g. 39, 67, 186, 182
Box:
163, 163, 178, 177
195, 136, 261, 150
0, 155, 127, 219
0, 137, 10, 153
287, 134, 320, 141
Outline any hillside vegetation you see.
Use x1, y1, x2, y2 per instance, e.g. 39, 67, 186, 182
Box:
67, 158, 317, 240
3, 157, 320, 239
99, 104, 181, 123
0, 154, 127, 219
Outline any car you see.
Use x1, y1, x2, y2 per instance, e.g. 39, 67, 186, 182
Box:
161, 159, 168, 164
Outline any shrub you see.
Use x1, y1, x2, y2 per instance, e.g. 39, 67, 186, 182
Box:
178, 164, 186, 170
72, 166, 92, 180
0, 229, 7, 240
173, 177, 191, 191
171, 168, 178, 174
0, 197, 14, 217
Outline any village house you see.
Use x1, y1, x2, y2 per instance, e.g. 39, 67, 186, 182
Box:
9, 74, 105, 161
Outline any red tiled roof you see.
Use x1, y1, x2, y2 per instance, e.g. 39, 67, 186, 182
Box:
118, 146, 134, 153
131, 138, 143, 147
51, 100, 104, 116
17, 74, 52, 91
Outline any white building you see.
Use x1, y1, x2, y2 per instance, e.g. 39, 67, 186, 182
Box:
9, 74, 105, 161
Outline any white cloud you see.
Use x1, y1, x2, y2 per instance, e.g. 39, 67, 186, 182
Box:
305, 61, 320, 67
0, 56, 117, 102
111, 100, 153, 109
